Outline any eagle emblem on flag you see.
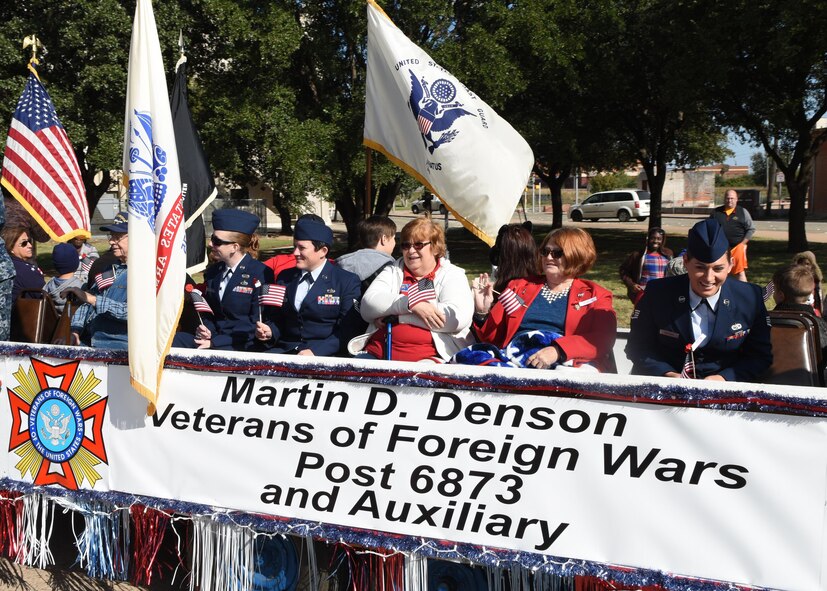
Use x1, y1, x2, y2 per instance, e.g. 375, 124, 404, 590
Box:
408, 71, 475, 154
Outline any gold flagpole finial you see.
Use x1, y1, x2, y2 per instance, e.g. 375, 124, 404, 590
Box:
22, 35, 42, 62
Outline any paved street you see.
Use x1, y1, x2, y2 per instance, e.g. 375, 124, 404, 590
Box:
379, 209, 827, 243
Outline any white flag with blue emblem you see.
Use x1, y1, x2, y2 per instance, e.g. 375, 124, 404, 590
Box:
123, 0, 186, 408
364, 0, 534, 246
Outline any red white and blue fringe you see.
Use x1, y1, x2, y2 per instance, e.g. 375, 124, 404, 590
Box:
0, 478, 765, 591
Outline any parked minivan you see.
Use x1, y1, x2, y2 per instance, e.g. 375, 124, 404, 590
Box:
569, 189, 650, 222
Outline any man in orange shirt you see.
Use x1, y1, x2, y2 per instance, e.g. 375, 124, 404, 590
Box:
710, 189, 755, 282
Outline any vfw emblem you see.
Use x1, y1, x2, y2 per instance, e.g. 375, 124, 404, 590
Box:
8, 358, 108, 489
408, 70, 475, 153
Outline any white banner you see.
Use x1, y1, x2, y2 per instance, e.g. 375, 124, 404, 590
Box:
2, 346, 827, 590
364, 0, 534, 246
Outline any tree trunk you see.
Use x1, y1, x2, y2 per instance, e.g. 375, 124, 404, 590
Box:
272, 193, 293, 236
642, 160, 666, 230
786, 178, 809, 252
76, 148, 110, 215
534, 165, 570, 229
335, 188, 362, 248
547, 175, 567, 229
374, 179, 402, 217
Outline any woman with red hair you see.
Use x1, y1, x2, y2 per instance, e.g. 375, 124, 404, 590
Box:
472, 227, 616, 372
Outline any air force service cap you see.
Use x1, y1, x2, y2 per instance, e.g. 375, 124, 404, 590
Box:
294, 217, 333, 246
212, 209, 260, 235
687, 218, 729, 263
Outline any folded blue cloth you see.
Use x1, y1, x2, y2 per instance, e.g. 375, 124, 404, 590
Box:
451, 330, 561, 368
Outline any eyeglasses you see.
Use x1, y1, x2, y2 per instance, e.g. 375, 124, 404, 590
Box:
541, 246, 565, 259
400, 241, 431, 251
210, 234, 236, 247
18, 239, 31, 247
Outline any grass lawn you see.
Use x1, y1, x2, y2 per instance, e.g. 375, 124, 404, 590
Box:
34, 226, 823, 328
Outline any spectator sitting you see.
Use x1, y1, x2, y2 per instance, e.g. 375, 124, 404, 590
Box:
256, 216, 361, 356
626, 218, 772, 382
336, 215, 397, 290
1, 227, 44, 301
467, 227, 616, 372
353, 217, 474, 362
772, 263, 827, 350
486, 221, 536, 297
63, 212, 130, 349
791, 251, 823, 317
619, 227, 673, 305
69, 235, 99, 283
43, 243, 82, 314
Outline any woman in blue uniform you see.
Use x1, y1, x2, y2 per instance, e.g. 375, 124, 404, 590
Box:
174, 209, 275, 351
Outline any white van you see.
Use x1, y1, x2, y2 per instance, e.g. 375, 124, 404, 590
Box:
569, 189, 650, 222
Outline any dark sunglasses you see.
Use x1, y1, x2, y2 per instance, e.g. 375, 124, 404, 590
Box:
210, 234, 236, 246
18, 239, 31, 247
541, 246, 565, 259
400, 241, 431, 251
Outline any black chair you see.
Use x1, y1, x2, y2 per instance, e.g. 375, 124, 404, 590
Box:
10, 289, 59, 344
763, 310, 823, 387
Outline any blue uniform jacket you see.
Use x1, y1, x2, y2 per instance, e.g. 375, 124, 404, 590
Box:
266, 261, 361, 356
625, 274, 772, 382
201, 254, 275, 351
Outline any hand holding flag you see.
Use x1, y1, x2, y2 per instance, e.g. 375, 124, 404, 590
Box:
259, 283, 287, 308
498, 288, 526, 316
406, 278, 436, 309
94, 267, 116, 291
681, 343, 696, 379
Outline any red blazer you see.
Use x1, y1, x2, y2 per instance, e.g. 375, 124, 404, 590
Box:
475, 276, 617, 372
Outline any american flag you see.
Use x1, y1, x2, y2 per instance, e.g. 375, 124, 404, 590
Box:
1, 60, 91, 242
188, 287, 213, 315
499, 288, 525, 315
95, 268, 116, 291
680, 344, 696, 379
259, 283, 287, 307
407, 277, 436, 308
80, 258, 94, 274
762, 281, 775, 302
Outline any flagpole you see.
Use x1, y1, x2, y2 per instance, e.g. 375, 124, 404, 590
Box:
364, 146, 373, 218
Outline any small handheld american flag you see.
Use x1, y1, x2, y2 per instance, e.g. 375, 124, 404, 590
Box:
680, 343, 696, 379
94, 268, 116, 291
259, 283, 287, 307
188, 287, 213, 315
406, 277, 436, 309
498, 288, 525, 315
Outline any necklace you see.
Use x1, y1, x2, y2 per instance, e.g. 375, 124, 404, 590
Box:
541, 284, 569, 304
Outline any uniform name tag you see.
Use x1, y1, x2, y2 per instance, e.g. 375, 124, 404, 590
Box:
659, 329, 680, 339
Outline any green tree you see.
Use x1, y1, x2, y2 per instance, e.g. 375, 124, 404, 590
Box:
750, 151, 768, 186
579, 0, 730, 229
710, 0, 827, 251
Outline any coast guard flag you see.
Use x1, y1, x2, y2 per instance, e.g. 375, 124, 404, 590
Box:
124, 0, 186, 407
1, 60, 91, 241
364, 0, 533, 245
171, 54, 217, 274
